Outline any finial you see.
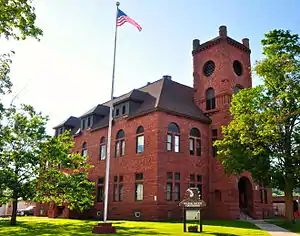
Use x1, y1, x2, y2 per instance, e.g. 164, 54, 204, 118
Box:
219, 25, 227, 37
116, 2, 120, 7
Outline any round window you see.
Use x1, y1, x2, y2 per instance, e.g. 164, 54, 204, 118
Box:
233, 60, 243, 76
203, 61, 215, 77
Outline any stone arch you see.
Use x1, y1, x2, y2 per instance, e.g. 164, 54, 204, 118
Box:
238, 176, 253, 215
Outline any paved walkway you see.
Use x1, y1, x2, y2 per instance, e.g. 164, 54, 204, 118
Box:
251, 220, 299, 236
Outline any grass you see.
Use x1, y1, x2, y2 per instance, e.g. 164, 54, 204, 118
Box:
0, 216, 270, 236
267, 219, 300, 234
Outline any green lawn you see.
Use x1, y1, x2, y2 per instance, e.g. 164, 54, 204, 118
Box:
0, 216, 270, 236
267, 219, 300, 234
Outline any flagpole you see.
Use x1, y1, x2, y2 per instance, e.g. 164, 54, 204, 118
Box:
103, 1, 120, 223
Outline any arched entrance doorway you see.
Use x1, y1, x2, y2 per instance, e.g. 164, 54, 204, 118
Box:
238, 177, 253, 216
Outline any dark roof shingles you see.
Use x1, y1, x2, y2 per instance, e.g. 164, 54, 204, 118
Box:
55, 78, 211, 133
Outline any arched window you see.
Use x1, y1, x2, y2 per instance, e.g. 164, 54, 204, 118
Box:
189, 128, 201, 156
115, 130, 125, 157
136, 126, 144, 154
206, 88, 216, 110
82, 142, 88, 157
100, 137, 106, 160
167, 123, 180, 152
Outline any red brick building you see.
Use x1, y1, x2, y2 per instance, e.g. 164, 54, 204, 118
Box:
35, 26, 272, 220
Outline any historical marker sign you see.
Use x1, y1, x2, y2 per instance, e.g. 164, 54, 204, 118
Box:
179, 188, 206, 233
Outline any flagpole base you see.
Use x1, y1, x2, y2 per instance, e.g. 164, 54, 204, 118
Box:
92, 222, 116, 234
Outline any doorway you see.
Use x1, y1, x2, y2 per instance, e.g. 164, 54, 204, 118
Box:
238, 177, 253, 215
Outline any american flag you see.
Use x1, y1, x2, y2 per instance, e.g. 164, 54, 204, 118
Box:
117, 9, 142, 31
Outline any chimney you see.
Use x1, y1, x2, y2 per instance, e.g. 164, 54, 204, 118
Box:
193, 39, 200, 51
162, 75, 172, 80
242, 38, 250, 48
219, 25, 227, 37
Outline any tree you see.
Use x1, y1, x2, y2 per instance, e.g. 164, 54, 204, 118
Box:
214, 29, 300, 222
0, 0, 42, 225
0, 106, 95, 225
0, 104, 49, 225
35, 132, 95, 215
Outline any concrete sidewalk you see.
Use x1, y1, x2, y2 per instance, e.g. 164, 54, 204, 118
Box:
251, 220, 299, 236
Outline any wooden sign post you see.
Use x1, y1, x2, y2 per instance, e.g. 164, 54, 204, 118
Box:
179, 188, 206, 233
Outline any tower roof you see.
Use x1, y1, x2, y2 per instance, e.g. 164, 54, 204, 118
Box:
192, 25, 251, 55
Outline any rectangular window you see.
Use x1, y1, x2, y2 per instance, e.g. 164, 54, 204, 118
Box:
135, 183, 143, 201
113, 183, 118, 201
97, 177, 105, 202
174, 183, 180, 201
196, 139, 201, 156
174, 135, 180, 152
167, 172, 173, 181
121, 140, 125, 156
136, 173, 143, 181
119, 183, 124, 201
82, 149, 88, 157
100, 144, 106, 160
189, 138, 194, 155
115, 108, 119, 117
166, 183, 172, 201
174, 172, 180, 181
167, 134, 172, 151
115, 141, 120, 157
87, 116, 91, 127
112, 175, 124, 202
260, 190, 263, 203
136, 135, 144, 153
189, 174, 202, 199
98, 177, 104, 185
197, 175, 202, 183
122, 105, 126, 114
190, 174, 195, 182
97, 186, 104, 202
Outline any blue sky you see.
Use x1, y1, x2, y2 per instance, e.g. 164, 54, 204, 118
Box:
1, 0, 299, 134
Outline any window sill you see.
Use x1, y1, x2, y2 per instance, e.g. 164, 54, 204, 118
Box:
203, 108, 220, 114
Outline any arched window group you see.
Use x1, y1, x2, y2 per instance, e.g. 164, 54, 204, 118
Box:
81, 124, 203, 160
189, 128, 201, 156
206, 88, 216, 110
167, 123, 180, 152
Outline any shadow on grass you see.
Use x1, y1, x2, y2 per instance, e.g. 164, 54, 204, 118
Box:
0, 220, 168, 236
0, 217, 264, 236
117, 219, 261, 230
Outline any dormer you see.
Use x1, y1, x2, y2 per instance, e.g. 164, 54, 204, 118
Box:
53, 116, 80, 137
112, 89, 145, 118
80, 104, 109, 130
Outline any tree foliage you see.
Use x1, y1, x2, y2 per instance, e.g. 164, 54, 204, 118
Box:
0, 104, 48, 225
0, 0, 43, 98
214, 29, 300, 221
35, 131, 95, 214
0, 0, 43, 40
0, 107, 95, 225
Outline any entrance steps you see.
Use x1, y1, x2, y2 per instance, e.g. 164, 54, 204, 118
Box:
239, 211, 253, 220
